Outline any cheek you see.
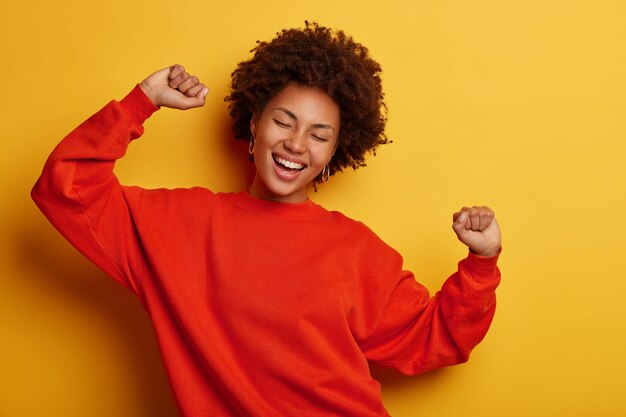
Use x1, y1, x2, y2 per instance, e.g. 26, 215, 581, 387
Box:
257, 125, 287, 148
311, 143, 335, 166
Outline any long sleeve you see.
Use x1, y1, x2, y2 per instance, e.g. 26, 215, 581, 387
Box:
358, 249, 501, 375
31, 85, 159, 295
30, 85, 501, 415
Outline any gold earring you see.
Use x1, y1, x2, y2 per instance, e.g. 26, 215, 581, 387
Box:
322, 164, 330, 183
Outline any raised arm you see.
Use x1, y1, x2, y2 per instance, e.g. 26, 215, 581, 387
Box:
358, 207, 502, 375
31, 65, 207, 294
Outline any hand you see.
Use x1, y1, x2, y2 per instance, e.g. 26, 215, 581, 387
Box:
452, 206, 501, 257
139, 64, 208, 110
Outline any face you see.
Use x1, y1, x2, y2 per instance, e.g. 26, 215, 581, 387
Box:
249, 83, 340, 203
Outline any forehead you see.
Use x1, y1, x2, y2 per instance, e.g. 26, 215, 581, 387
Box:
263, 84, 340, 125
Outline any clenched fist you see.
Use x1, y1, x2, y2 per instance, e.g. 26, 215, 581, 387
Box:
139, 64, 208, 110
452, 206, 501, 257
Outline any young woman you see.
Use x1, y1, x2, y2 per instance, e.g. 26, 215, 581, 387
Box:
33, 22, 501, 417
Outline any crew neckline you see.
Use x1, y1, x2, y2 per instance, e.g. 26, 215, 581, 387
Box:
233, 190, 324, 218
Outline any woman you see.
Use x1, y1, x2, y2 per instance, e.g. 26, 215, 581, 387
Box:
33, 22, 501, 417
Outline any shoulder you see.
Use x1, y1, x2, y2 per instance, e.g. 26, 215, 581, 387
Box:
324, 209, 374, 236
318, 207, 399, 259
131, 187, 246, 232
139, 186, 215, 205
134, 187, 244, 216
320, 208, 406, 298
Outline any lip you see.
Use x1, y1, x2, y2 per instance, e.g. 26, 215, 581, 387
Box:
271, 153, 306, 181
272, 152, 307, 168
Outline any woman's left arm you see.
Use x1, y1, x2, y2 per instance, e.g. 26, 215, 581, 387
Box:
358, 206, 501, 375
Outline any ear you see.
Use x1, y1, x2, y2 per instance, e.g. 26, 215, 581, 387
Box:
330, 139, 339, 158
250, 115, 257, 137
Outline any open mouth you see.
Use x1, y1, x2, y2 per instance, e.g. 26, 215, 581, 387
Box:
273, 155, 306, 171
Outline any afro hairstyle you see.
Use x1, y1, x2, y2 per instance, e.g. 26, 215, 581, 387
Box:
225, 21, 389, 183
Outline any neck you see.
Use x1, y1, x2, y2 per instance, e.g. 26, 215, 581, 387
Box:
249, 175, 308, 204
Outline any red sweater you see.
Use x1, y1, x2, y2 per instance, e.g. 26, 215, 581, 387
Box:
32, 85, 501, 417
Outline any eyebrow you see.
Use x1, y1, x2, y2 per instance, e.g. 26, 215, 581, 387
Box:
274, 107, 336, 131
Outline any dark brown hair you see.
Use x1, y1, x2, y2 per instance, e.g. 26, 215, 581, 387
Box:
225, 21, 389, 183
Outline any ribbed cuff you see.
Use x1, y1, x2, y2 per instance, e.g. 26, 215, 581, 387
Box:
119, 84, 159, 126
463, 248, 502, 283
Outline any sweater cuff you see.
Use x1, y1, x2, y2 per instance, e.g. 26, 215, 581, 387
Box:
463, 248, 502, 283
119, 84, 159, 127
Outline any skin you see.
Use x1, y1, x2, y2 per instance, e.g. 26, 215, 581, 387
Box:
139, 65, 502, 257
248, 83, 339, 204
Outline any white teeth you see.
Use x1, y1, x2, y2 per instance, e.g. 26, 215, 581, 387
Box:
275, 156, 304, 170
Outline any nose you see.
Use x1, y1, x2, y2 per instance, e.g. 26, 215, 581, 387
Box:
283, 131, 306, 154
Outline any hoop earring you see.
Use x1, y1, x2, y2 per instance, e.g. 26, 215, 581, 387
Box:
322, 164, 330, 183
249, 134, 255, 155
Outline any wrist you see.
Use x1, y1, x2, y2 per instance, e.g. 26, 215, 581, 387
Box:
470, 246, 502, 258
139, 81, 159, 107
119, 85, 160, 126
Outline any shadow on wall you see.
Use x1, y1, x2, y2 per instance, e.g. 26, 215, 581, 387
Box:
369, 361, 449, 399
12, 211, 179, 416
211, 102, 257, 191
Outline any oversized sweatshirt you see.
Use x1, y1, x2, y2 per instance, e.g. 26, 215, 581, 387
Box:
32, 85, 501, 417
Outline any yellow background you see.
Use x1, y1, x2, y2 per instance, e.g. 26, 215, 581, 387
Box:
2, 0, 625, 416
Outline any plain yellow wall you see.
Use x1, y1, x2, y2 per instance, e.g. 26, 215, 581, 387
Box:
2, 0, 625, 416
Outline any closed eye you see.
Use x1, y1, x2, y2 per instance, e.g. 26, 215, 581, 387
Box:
312, 135, 328, 142
273, 119, 291, 128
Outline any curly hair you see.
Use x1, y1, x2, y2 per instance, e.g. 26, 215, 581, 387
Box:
225, 21, 389, 183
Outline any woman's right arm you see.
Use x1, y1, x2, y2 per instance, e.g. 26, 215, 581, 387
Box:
31, 65, 207, 294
